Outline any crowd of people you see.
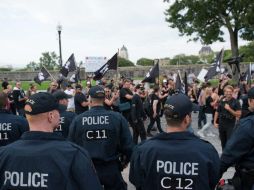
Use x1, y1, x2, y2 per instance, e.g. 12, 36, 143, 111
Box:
0, 72, 254, 189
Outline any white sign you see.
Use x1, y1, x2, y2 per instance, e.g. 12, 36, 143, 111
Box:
83, 57, 107, 72
197, 68, 208, 82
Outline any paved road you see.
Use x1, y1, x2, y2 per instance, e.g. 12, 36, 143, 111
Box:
122, 112, 234, 190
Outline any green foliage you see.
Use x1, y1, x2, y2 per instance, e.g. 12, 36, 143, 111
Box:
170, 54, 200, 65
239, 41, 254, 62
26, 61, 40, 71
136, 58, 154, 66
26, 51, 59, 71
118, 57, 135, 67
39, 52, 59, 70
165, 1, 254, 56
0, 68, 12, 71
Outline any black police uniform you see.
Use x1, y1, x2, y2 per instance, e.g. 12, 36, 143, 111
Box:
0, 131, 102, 189
131, 93, 146, 144
68, 106, 134, 190
129, 132, 220, 190
220, 115, 254, 190
0, 109, 29, 146
54, 104, 76, 138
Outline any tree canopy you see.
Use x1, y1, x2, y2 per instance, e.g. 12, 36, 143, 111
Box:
136, 58, 154, 66
118, 57, 135, 67
165, 1, 254, 56
26, 51, 59, 71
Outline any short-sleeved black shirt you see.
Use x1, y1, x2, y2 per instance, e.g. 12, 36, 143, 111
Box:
120, 88, 133, 104
74, 92, 88, 115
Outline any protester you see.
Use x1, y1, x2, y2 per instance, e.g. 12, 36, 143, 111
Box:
131, 84, 147, 144
64, 84, 75, 112
129, 93, 220, 190
220, 87, 254, 190
214, 85, 241, 149
12, 81, 28, 116
0, 92, 102, 189
74, 84, 89, 115
69, 86, 134, 190
146, 85, 164, 136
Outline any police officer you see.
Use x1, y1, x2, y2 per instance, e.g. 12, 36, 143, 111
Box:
69, 85, 134, 190
129, 93, 220, 190
214, 85, 241, 150
0, 92, 29, 146
0, 92, 101, 189
53, 90, 77, 138
220, 87, 254, 190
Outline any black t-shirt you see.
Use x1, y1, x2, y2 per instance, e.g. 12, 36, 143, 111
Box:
204, 96, 214, 114
120, 88, 133, 104
217, 98, 241, 125
74, 92, 88, 114
151, 93, 161, 114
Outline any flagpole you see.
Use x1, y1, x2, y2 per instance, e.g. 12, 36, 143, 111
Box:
157, 59, 160, 85
115, 50, 119, 87
43, 66, 56, 81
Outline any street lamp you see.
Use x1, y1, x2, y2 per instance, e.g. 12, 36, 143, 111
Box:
57, 24, 63, 68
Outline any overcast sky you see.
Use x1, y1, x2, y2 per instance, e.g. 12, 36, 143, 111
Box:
0, 0, 248, 68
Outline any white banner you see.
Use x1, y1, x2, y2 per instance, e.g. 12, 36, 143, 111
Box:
197, 68, 208, 82
83, 56, 107, 72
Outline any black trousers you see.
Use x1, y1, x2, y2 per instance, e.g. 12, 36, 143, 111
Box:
132, 119, 146, 144
95, 162, 127, 190
198, 105, 207, 129
219, 122, 235, 150
147, 115, 163, 133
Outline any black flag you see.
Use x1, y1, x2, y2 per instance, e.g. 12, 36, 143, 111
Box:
60, 53, 76, 77
142, 60, 159, 83
244, 63, 254, 85
69, 67, 80, 83
184, 71, 188, 95
34, 67, 50, 85
93, 53, 117, 80
175, 71, 185, 93
205, 48, 224, 80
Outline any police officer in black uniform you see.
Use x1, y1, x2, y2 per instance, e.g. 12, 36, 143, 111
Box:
0, 92, 29, 146
69, 86, 134, 190
129, 93, 220, 190
53, 91, 77, 138
0, 92, 101, 189
220, 87, 254, 190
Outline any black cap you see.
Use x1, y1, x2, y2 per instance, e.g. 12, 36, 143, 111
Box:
89, 86, 105, 99
24, 92, 60, 115
164, 93, 199, 119
248, 87, 254, 99
53, 90, 72, 101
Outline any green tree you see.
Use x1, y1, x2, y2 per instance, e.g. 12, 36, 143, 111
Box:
118, 57, 135, 67
170, 54, 200, 65
26, 61, 40, 71
39, 52, 59, 70
165, 1, 254, 80
136, 58, 154, 66
239, 41, 254, 62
